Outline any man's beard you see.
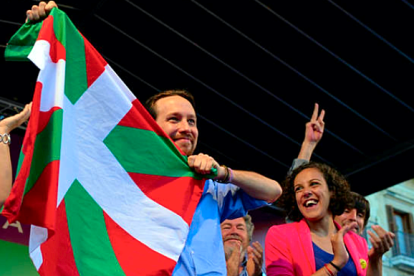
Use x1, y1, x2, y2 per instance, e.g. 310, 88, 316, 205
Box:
224, 241, 246, 262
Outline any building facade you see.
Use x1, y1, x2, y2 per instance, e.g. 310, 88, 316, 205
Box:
365, 179, 414, 276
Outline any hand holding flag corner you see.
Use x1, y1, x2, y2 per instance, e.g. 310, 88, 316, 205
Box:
2, 8, 209, 276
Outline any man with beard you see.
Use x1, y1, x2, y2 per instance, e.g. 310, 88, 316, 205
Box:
221, 215, 265, 276
12, 3, 283, 275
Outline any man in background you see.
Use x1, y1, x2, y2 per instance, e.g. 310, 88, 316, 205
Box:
221, 215, 265, 276
334, 191, 370, 235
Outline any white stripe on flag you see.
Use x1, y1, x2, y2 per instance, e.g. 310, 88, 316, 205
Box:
58, 66, 188, 261
29, 225, 48, 270
30, 41, 65, 111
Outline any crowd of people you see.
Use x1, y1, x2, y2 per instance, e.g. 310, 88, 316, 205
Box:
0, 1, 397, 276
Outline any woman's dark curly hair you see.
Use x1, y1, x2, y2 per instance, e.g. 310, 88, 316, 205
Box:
276, 161, 353, 222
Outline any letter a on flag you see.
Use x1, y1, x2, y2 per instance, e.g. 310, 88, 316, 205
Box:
2, 8, 213, 276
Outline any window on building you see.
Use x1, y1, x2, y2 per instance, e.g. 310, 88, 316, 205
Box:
386, 205, 414, 257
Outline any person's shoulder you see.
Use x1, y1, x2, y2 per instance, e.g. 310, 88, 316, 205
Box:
268, 221, 299, 233
207, 179, 239, 191
348, 229, 365, 240
266, 221, 303, 245
204, 179, 241, 201
346, 230, 369, 250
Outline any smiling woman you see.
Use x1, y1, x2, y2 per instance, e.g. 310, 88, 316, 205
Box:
281, 162, 351, 223
265, 162, 370, 276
